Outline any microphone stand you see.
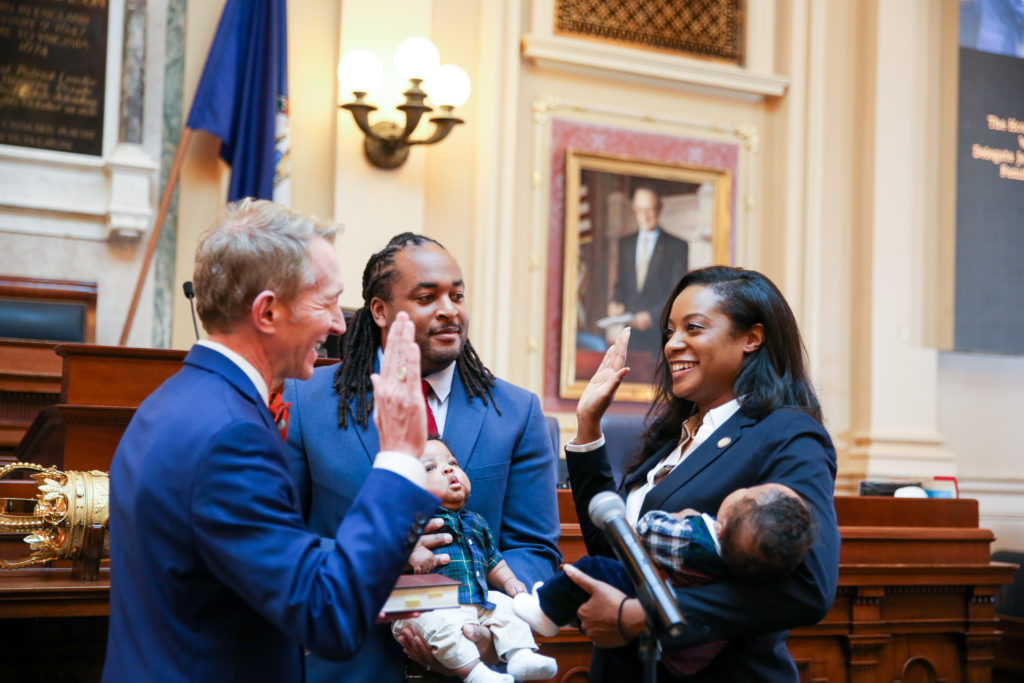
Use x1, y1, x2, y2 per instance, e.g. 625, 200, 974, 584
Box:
638, 630, 659, 683
588, 492, 685, 682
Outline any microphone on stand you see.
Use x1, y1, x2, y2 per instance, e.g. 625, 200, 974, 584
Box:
588, 491, 686, 639
183, 281, 200, 341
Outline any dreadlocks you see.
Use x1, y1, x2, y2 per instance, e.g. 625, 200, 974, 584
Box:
332, 232, 499, 428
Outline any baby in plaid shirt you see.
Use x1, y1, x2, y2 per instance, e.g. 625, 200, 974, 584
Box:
512, 482, 813, 677
391, 439, 557, 683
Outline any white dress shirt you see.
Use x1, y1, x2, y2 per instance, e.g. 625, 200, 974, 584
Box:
566, 398, 741, 527
375, 349, 456, 436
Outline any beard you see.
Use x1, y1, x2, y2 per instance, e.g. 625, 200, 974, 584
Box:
418, 324, 467, 373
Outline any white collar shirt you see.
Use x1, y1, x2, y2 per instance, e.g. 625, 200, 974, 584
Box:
624, 398, 742, 527
635, 228, 660, 271
376, 348, 456, 436
197, 339, 269, 405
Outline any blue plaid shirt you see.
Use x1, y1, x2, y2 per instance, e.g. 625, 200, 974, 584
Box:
429, 507, 504, 608
636, 510, 728, 582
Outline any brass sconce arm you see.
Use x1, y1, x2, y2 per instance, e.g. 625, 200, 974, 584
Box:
339, 92, 379, 139
409, 107, 463, 146
339, 82, 465, 169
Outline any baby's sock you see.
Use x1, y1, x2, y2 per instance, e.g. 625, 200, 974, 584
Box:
512, 590, 560, 637
464, 661, 513, 683
505, 648, 558, 681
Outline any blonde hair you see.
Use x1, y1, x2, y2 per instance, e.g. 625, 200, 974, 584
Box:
193, 198, 337, 334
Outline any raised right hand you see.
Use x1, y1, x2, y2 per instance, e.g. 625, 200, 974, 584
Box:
371, 311, 427, 458
575, 327, 631, 443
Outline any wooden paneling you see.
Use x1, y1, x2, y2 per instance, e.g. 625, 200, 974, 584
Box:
57, 344, 185, 407
0, 340, 62, 461
994, 615, 1024, 682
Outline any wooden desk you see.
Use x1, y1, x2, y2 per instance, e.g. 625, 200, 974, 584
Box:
0, 340, 62, 462
994, 615, 1024, 682
536, 492, 1016, 683
0, 568, 110, 619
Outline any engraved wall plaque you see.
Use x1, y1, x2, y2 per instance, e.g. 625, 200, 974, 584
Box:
0, 0, 109, 156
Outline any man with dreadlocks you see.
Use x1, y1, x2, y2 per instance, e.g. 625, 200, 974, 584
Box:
282, 233, 561, 683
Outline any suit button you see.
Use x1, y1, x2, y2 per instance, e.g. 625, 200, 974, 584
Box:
414, 512, 428, 524
407, 532, 419, 544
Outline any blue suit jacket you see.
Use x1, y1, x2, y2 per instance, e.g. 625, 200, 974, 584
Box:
283, 361, 561, 682
103, 346, 438, 683
567, 408, 840, 682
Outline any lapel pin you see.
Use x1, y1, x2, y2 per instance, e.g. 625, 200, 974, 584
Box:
717, 437, 731, 448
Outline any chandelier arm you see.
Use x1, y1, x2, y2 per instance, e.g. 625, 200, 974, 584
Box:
407, 113, 464, 147
396, 104, 432, 140
395, 79, 434, 140
340, 95, 383, 141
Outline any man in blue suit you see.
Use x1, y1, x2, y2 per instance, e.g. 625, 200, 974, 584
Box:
283, 233, 561, 681
103, 200, 439, 683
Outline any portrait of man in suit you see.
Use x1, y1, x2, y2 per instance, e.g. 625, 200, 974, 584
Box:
564, 157, 728, 399
606, 185, 689, 354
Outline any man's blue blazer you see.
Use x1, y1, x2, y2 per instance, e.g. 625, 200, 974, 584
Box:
283, 361, 561, 682
567, 407, 840, 682
102, 346, 438, 683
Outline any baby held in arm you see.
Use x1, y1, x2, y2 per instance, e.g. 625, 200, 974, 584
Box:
513, 482, 814, 676
391, 439, 557, 683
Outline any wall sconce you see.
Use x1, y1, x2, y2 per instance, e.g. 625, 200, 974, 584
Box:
338, 37, 471, 169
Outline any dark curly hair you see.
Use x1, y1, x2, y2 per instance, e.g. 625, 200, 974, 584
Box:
718, 487, 815, 583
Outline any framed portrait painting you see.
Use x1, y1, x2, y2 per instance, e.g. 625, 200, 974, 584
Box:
559, 149, 731, 402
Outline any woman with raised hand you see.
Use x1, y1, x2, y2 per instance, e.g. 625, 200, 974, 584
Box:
563, 266, 840, 682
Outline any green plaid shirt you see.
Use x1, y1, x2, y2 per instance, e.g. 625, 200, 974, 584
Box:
429, 507, 504, 608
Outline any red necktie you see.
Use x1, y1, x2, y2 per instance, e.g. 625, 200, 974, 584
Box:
421, 380, 439, 438
268, 390, 290, 442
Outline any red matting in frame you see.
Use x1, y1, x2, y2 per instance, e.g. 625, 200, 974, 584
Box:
543, 118, 740, 413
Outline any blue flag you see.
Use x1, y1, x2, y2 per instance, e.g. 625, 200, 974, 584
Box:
186, 0, 290, 203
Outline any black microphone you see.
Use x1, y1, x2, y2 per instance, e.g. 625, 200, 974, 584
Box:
588, 491, 686, 639
182, 281, 200, 341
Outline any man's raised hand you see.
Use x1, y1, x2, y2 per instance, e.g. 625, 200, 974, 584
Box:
371, 311, 427, 458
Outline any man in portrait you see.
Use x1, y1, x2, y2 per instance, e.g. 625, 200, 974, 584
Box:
607, 185, 690, 353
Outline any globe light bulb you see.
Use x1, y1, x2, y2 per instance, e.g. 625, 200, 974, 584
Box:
425, 64, 471, 108
394, 37, 440, 82
337, 49, 383, 95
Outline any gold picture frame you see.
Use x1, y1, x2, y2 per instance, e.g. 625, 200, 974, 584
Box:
559, 149, 731, 402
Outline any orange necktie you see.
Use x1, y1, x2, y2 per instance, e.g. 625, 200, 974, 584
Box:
268, 390, 290, 442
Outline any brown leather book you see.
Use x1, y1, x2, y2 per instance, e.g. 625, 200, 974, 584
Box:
381, 574, 461, 616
